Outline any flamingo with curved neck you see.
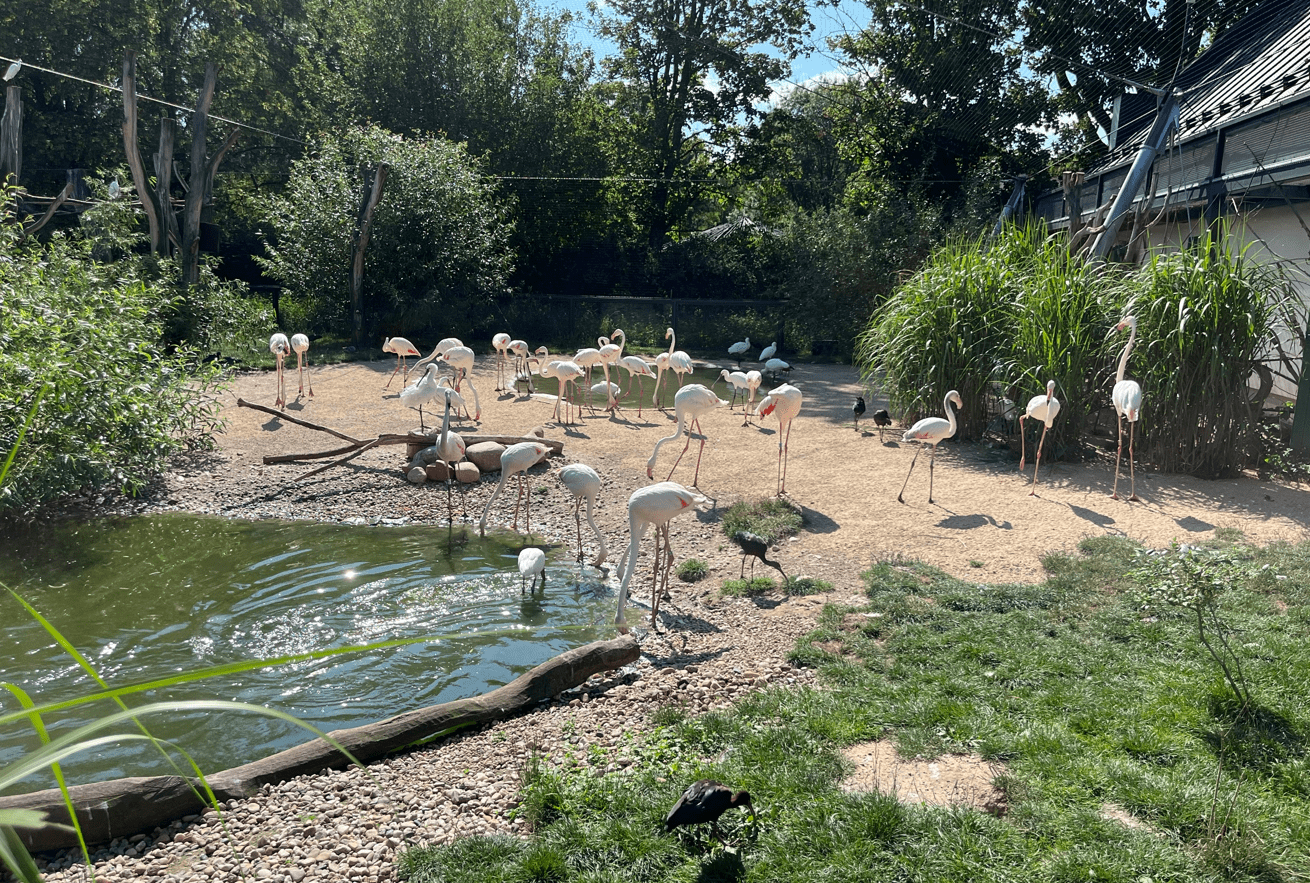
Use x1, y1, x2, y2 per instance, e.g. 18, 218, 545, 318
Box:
1111, 316, 1143, 501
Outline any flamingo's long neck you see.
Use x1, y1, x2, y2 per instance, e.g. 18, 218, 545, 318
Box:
439, 393, 452, 447
615, 512, 649, 625
648, 408, 688, 472
666, 329, 676, 357
614, 330, 626, 358
945, 393, 958, 436
584, 495, 606, 565
1116, 321, 1136, 384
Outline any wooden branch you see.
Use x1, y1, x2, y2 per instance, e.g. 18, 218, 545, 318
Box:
1, 636, 641, 852
19, 181, 72, 241
235, 398, 364, 444
263, 434, 564, 465
121, 52, 161, 254
296, 438, 383, 481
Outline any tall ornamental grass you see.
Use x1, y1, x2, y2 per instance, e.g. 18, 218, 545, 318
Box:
856, 232, 1012, 438
1112, 232, 1285, 478
995, 224, 1106, 460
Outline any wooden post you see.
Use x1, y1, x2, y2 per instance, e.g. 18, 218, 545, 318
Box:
350, 162, 389, 345
121, 53, 163, 254
181, 63, 216, 286
154, 117, 179, 254
1062, 171, 1084, 241
1, 84, 21, 185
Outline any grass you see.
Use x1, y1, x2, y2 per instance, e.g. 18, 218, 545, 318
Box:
722, 498, 804, 545
676, 559, 709, 582
399, 533, 1310, 882
721, 576, 832, 597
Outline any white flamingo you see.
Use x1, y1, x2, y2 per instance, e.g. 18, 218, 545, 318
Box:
518, 548, 546, 592
534, 347, 584, 424
269, 333, 290, 410
653, 347, 672, 412
613, 481, 707, 630
757, 383, 803, 496
667, 327, 694, 391
617, 353, 657, 418
1019, 379, 1061, 496
412, 337, 464, 373
728, 336, 751, 367
479, 441, 550, 536
290, 333, 313, 399
712, 369, 750, 410
742, 370, 763, 426
1112, 316, 1144, 501
573, 341, 605, 411
647, 384, 728, 487
557, 463, 607, 566
492, 332, 512, 391
433, 386, 467, 523
509, 340, 533, 393
598, 331, 625, 411
382, 336, 421, 388
438, 345, 482, 421
898, 389, 963, 504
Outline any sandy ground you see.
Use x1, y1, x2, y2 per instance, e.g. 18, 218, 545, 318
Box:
208, 355, 1310, 593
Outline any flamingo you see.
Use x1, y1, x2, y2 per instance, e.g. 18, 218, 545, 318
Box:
573, 342, 605, 411
412, 337, 464, 373
758, 341, 777, 362
617, 354, 657, 417
598, 331, 626, 411
400, 363, 464, 432
534, 347, 584, 424
757, 383, 803, 496
591, 381, 622, 411
438, 345, 482, 421
557, 463, 607, 566
613, 481, 707, 630
742, 370, 763, 426
478, 441, 550, 536
433, 386, 467, 523
269, 333, 290, 410
898, 390, 963, 504
518, 548, 546, 592
713, 369, 751, 410
728, 336, 751, 368
509, 340, 534, 393
382, 336, 422, 388
492, 332, 512, 391
290, 333, 314, 399
1111, 316, 1144, 501
647, 384, 728, 487
1019, 380, 1061, 495
653, 349, 672, 411
667, 327, 694, 391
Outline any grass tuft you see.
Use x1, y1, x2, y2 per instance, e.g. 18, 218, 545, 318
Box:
721, 498, 803, 544
720, 577, 778, 597
676, 559, 709, 582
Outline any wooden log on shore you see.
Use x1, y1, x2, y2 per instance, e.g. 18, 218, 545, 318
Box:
1, 635, 639, 852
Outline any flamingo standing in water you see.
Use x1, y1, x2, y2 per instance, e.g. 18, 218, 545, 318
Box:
1019, 379, 1060, 495
647, 384, 728, 487
598, 331, 625, 411
534, 347, 584, 424
509, 340, 533, 393
433, 386, 467, 524
479, 441, 550, 536
757, 383, 803, 496
572, 341, 605, 412
269, 333, 290, 410
382, 336, 422, 388
492, 332, 512, 391
517, 548, 546, 592
290, 333, 314, 399
1111, 316, 1144, 501
898, 389, 963, 504
613, 481, 707, 630
557, 463, 607, 566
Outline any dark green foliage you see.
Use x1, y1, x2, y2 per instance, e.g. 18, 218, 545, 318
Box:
0, 193, 227, 513
721, 498, 803, 545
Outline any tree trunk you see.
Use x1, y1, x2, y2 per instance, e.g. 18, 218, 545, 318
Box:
351, 163, 389, 345
154, 117, 179, 255
121, 53, 162, 254
181, 63, 217, 286
1, 84, 21, 186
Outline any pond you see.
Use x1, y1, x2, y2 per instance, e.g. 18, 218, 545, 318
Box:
0, 514, 616, 795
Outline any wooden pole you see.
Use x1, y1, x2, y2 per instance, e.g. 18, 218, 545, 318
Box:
154, 117, 179, 255
1, 84, 21, 186
121, 53, 162, 254
181, 63, 217, 286
350, 162, 389, 346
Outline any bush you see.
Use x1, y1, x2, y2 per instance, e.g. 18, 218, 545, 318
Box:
0, 192, 225, 513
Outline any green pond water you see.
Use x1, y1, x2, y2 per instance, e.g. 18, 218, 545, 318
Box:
0, 515, 616, 795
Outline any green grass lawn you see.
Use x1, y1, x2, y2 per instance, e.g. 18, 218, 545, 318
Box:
398, 534, 1310, 883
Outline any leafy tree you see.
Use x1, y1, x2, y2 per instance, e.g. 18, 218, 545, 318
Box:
591, 0, 814, 247
257, 125, 514, 337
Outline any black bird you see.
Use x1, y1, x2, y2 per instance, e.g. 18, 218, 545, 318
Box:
665, 779, 755, 841
853, 396, 866, 431
731, 531, 786, 581
872, 408, 893, 442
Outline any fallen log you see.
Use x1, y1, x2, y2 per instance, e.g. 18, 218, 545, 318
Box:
2, 635, 639, 852
236, 398, 363, 444
264, 434, 564, 466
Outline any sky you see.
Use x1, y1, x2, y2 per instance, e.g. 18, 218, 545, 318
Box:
540, 0, 873, 108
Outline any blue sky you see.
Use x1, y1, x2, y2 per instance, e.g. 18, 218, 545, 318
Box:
540, 0, 873, 107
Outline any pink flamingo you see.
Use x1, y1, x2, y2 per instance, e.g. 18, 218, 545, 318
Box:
898, 389, 962, 504
647, 384, 728, 487
269, 333, 290, 410
1019, 379, 1060, 495
757, 383, 803, 496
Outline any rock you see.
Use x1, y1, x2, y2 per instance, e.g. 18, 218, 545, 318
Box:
406, 467, 427, 485
455, 462, 480, 484
466, 442, 507, 473
426, 462, 452, 482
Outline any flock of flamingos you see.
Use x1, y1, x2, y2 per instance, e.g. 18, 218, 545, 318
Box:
263, 316, 1144, 629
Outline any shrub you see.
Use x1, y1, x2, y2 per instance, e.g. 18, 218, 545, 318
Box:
676, 559, 709, 582
722, 498, 803, 544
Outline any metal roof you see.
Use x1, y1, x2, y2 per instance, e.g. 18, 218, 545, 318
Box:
1092, 0, 1310, 175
